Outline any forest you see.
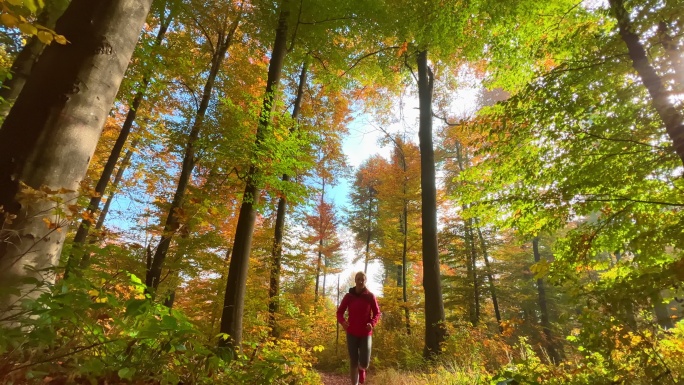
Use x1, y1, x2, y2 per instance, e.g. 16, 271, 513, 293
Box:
0, 0, 683, 384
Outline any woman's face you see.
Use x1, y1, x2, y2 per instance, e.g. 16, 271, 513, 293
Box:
355, 274, 366, 290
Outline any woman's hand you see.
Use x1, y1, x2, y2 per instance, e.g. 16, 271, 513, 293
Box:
366, 323, 373, 331
342, 322, 349, 331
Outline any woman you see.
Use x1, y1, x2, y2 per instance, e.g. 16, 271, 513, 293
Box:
336, 271, 381, 385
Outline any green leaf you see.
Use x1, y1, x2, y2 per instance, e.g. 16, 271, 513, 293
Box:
129, 273, 143, 285
118, 367, 134, 380
125, 298, 148, 317
161, 315, 178, 329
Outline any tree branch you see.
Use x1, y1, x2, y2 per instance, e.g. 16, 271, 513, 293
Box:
341, 46, 401, 77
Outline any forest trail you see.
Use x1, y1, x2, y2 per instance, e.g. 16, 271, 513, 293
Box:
319, 372, 350, 385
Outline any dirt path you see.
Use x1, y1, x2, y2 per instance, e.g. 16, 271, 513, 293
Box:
319, 372, 349, 385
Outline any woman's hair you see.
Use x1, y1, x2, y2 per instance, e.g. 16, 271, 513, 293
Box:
355, 271, 366, 280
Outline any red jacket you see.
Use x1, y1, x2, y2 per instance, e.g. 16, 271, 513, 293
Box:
337, 287, 381, 337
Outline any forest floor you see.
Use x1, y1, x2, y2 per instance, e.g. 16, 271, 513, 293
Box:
318, 372, 350, 385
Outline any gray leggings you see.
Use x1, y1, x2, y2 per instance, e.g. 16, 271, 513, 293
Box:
347, 333, 372, 384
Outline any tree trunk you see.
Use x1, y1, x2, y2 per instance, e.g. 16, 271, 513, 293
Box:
269, 61, 307, 337
417, 50, 446, 358
322, 264, 327, 298
532, 237, 561, 364
145, 15, 241, 291
364, 197, 371, 274
336, 274, 340, 353
314, 183, 325, 304
66, 11, 175, 277
653, 292, 674, 329
0, 1, 66, 119
402, 188, 410, 335
609, 0, 684, 166
476, 225, 502, 333
219, 0, 290, 349
94, 143, 136, 232
466, 219, 480, 326
0, 0, 154, 312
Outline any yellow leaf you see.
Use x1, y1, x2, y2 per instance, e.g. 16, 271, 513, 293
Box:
53, 34, 67, 45
36, 30, 53, 45
88, 289, 99, 297
18, 22, 37, 36
0, 13, 19, 28
6, 0, 23, 6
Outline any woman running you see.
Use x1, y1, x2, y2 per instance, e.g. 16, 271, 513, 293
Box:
336, 271, 381, 385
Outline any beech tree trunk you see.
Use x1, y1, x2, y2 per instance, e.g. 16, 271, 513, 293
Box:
67, 10, 175, 277
653, 292, 674, 329
466, 220, 480, 326
0, 1, 66, 119
532, 237, 561, 364
609, 0, 684, 166
146, 14, 241, 290
269, 61, 307, 337
401, 170, 410, 335
364, 197, 372, 274
417, 50, 446, 358
477, 225, 502, 333
220, 0, 290, 349
0, 0, 154, 313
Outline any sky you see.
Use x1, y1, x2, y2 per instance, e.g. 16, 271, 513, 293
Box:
327, 94, 421, 297
327, 79, 482, 299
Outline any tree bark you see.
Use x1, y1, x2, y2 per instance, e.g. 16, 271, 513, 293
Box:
532, 237, 561, 364
314, 183, 325, 304
0, 0, 154, 312
219, 0, 290, 349
476, 225, 502, 333
0, 1, 66, 119
466, 219, 480, 326
145, 14, 241, 290
66, 10, 175, 277
269, 61, 307, 337
417, 50, 446, 358
609, 0, 684, 166
401, 169, 410, 335
652, 292, 674, 329
364, 195, 371, 274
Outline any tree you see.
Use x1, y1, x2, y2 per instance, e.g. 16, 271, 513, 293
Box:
608, 0, 684, 167
269, 60, 308, 336
0, 0, 154, 310
220, 0, 291, 349
304, 196, 342, 304
0, 0, 67, 119
145, 0, 243, 291
416, 49, 447, 357
67, 0, 180, 277
532, 236, 561, 364
347, 157, 382, 274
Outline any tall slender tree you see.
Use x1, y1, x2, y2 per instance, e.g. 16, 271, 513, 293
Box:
146, 2, 243, 290
220, 0, 291, 348
532, 236, 561, 364
269, 61, 308, 336
417, 49, 447, 357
